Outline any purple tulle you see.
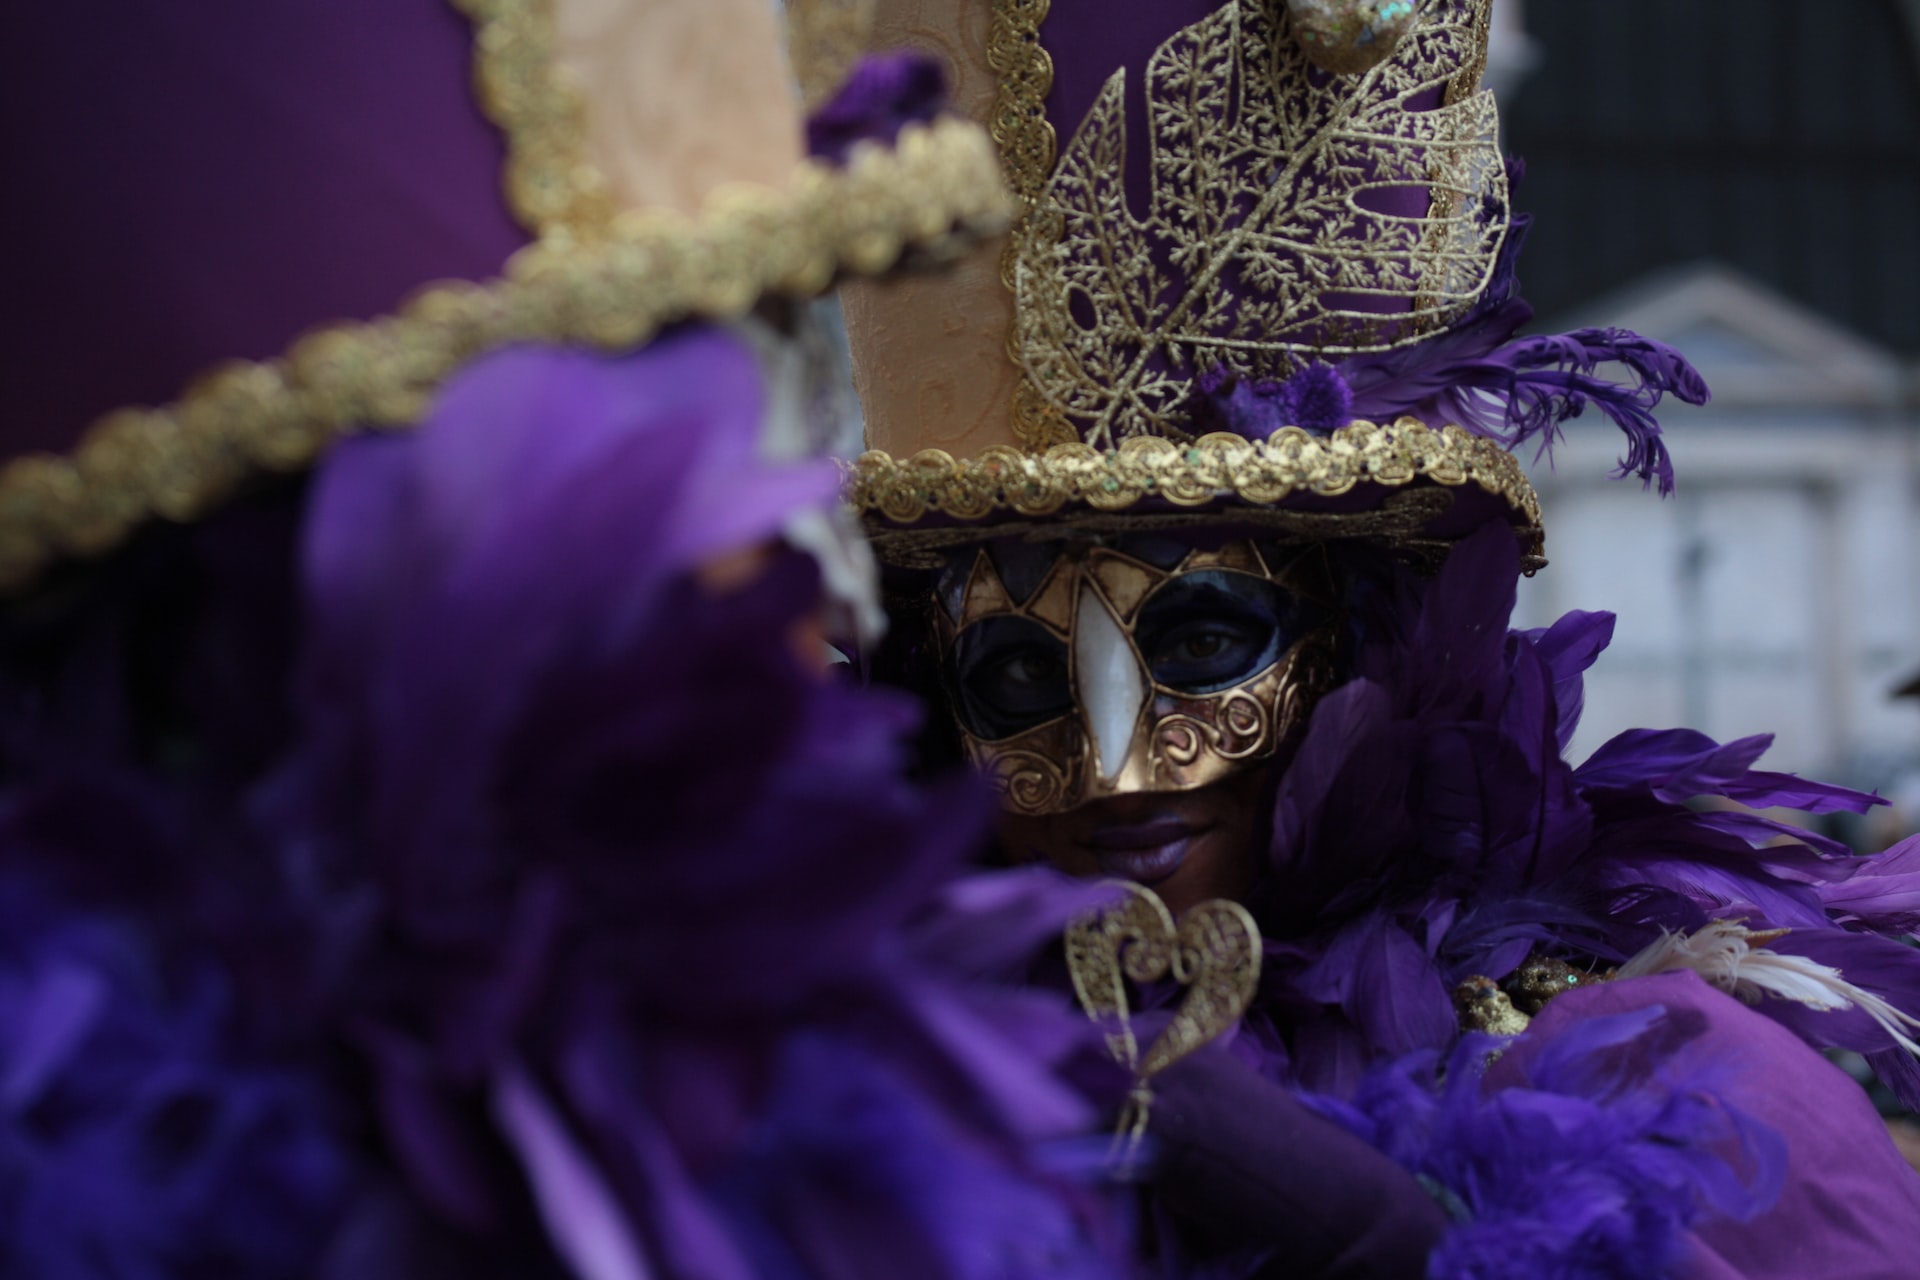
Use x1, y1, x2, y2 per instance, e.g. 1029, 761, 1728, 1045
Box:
1251, 521, 1920, 1107
1307, 1003, 1784, 1280
806, 52, 947, 165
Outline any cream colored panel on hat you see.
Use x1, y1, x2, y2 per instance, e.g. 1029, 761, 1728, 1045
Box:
552, 0, 803, 217
1074, 586, 1150, 785
840, 0, 1022, 459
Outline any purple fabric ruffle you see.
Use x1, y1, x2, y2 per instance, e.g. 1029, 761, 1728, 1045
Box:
1513, 973, 1920, 1280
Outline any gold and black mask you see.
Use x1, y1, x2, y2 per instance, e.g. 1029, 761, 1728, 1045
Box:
934, 535, 1339, 816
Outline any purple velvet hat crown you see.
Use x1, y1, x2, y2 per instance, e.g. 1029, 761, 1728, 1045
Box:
847, 0, 1707, 570
0, 0, 1011, 595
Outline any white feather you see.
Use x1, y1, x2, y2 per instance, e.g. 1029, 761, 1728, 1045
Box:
1618, 919, 1920, 1058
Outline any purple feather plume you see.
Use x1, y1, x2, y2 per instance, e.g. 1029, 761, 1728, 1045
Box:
1250, 520, 1920, 1107
1338, 209, 1707, 495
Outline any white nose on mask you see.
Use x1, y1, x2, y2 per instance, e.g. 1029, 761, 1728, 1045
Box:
1073, 584, 1150, 784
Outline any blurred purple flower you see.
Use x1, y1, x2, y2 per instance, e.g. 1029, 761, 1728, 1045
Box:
260, 332, 1127, 1277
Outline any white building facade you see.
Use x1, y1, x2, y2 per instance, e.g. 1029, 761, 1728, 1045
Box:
1512, 265, 1920, 816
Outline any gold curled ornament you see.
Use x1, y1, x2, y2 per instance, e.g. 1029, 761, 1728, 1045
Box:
1064, 881, 1262, 1169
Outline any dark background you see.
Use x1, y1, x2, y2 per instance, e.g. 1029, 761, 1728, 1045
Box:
1504, 0, 1920, 353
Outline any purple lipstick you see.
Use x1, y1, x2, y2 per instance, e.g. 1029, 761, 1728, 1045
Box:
1084, 817, 1208, 886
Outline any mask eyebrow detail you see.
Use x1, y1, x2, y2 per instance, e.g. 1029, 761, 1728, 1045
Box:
1073, 585, 1149, 784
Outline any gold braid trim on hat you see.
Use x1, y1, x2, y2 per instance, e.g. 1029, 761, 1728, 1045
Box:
851, 418, 1544, 567
460, 0, 617, 241
0, 117, 1011, 594
983, 0, 1079, 451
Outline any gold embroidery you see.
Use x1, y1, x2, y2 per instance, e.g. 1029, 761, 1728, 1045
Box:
786, 0, 878, 111
458, 0, 616, 241
985, 0, 1079, 451
851, 419, 1544, 567
0, 118, 1012, 594
1009, 0, 1505, 450
1453, 951, 1619, 1036
1453, 975, 1531, 1036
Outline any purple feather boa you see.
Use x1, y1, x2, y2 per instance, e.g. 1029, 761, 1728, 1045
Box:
262, 336, 1128, 1277
0, 335, 1133, 1277
1251, 521, 1920, 1107
1307, 1004, 1785, 1280
0, 880, 363, 1280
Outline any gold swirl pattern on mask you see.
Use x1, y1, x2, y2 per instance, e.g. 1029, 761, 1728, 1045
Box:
981, 744, 1073, 815
1156, 683, 1273, 770
0, 117, 1012, 595
851, 419, 1544, 557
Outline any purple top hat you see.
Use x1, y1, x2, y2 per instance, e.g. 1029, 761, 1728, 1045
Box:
0, 0, 1013, 593
846, 0, 1707, 571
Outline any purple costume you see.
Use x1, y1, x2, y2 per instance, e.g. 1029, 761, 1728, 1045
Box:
2, 0, 1919, 1276
843, 2, 1920, 1277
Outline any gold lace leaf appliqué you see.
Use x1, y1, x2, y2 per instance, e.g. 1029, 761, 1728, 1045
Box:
1013, 0, 1505, 450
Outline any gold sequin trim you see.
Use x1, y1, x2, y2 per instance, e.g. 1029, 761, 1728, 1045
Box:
458, 0, 615, 241
985, 0, 1078, 451
0, 118, 1012, 594
787, 0, 878, 111
851, 418, 1544, 562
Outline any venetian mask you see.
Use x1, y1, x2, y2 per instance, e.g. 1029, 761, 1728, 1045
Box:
933, 534, 1339, 816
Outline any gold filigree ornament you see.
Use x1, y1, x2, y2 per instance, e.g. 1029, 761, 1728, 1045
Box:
0, 4, 1013, 596
1064, 882, 1262, 1171
1010, 0, 1505, 450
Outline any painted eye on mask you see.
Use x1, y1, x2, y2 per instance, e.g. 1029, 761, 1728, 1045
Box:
951, 615, 1073, 740
1135, 570, 1312, 693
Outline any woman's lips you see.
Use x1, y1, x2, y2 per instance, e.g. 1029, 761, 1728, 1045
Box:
1083, 818, 1208, 885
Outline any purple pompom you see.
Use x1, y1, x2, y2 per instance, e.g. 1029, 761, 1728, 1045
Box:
1284, 364, 1354, 434
806, 52, 947, 165
1193, 363, 1353, 440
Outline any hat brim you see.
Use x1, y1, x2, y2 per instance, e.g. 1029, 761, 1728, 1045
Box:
0, 112, 1009, 595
